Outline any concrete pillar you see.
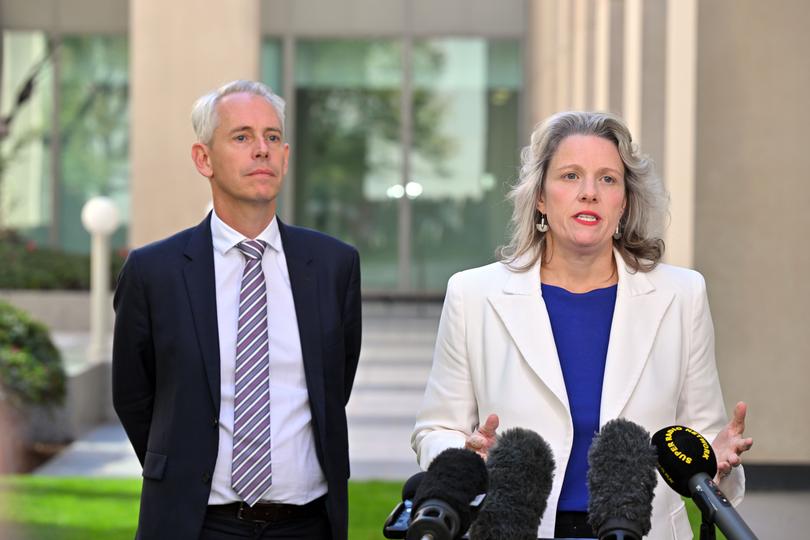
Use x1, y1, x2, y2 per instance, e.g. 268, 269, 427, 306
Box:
663, 0, 697, 268
592, 0, 611, 111
129, 0, 260, 247
622, 0, 642, 141
695, 0, 810, 464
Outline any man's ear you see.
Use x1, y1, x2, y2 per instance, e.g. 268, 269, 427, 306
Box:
282, 142, 290, 176
191, 143, 213, 177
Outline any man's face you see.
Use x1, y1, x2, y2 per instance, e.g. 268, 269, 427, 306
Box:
193, 92, 289, 213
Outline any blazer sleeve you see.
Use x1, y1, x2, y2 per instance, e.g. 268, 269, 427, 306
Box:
111, 250, 155, 465
342, 248, 362, 405
411, 272, 480, 469
676, 272, 745, 504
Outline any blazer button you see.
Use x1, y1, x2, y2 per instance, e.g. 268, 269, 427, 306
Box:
212, 418, 219, 427
202, 472, 211, 484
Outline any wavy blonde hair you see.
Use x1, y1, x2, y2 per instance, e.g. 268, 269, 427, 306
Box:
500, 111, 669, 272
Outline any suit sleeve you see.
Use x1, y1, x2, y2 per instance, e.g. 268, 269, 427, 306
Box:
676, 272, 745, 504
342, 248, 362, 405
411, 272, 478, 470
111, 250, 155, 465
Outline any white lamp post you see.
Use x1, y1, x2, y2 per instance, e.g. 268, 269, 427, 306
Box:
81, 196, 120, 363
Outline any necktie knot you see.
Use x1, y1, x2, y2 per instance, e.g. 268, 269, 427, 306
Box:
237, 239, 267, 261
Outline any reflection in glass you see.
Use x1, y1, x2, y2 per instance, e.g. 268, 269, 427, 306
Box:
293, 40, 403, 290
0, 31, 53, 245
410, 39, 521, 290
261, 38, 283, 96
58, 35, 129, 253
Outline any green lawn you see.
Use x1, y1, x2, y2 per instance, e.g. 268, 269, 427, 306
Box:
0, 476, 723, 539
0, 477, 401, 540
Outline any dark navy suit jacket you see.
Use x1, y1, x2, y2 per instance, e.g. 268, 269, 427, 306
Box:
112, 214, 361, 540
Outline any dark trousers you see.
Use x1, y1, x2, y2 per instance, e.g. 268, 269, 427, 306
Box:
201, 500, 331, 540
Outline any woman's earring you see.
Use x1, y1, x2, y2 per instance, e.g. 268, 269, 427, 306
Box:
613, 222, 622, 240
536, 214, 549, 233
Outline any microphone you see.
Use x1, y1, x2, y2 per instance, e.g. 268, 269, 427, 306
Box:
408, 447, 488, 540
652, 425, 758, 540
383, 472, 426, 538
587, 418, 658, 540
467, 427, 555, 540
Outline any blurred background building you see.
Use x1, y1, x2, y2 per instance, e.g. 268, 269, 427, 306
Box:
2, 0, 808, 479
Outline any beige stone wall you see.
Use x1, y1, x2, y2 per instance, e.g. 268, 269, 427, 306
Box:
129, 0, 260, 247
527, 0, 810, 463
695, 0, 810, 463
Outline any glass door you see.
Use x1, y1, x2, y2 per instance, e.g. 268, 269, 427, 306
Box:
288, 37, 521, 294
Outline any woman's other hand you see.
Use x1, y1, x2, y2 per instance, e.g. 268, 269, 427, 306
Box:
465, 413, 500, 460
711, 401, 754, 481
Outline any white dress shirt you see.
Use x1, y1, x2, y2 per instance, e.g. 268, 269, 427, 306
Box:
207, 210, 327, 505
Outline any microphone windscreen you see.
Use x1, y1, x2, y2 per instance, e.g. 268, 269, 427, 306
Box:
587, 418, 658, 538
651, 425, 717, 497
412, 448, 488, 532
468, 427, 556, 540
402, 472, 426, 501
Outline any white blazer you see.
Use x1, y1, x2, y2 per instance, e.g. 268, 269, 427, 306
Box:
411, 250, 744, 540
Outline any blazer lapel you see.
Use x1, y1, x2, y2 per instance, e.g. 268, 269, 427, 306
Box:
182, 213, 221, 411
488, 260, 570, 412
599, 252, 673, 423
278, 221, 327, 432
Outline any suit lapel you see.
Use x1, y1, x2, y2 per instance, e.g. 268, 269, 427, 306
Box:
599, 253, 673, 423
182, 213, 221, 411
488, 261, 570, 412
278, 221, 327, 430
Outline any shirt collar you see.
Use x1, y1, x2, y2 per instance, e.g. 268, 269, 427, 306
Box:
210, 209, 282, 256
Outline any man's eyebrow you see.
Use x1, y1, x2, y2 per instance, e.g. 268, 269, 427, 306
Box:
227, 126, 283, 136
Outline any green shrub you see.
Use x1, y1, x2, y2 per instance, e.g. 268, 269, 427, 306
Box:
0, 230, 125, 290
0, 300, 65, 409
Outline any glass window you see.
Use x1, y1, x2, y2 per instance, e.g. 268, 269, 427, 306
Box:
1, 31, 54, 245
293, 39, 403, 290
261, 38, 283, 96
409, 39, 521, 290
1, 33, 129, 254
58, 35, 129, 253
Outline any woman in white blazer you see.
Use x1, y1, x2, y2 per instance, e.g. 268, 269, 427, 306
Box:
411, 111, 753, 539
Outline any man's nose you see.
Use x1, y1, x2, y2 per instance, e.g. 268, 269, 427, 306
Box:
254, 138, 270, 158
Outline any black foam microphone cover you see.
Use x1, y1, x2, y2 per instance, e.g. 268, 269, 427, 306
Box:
402, 471, 426, 501
652, 425, 758, 540
587, 418, 658, 540
651, 425, 717, 497
409, 447, 488, 540
468, 427, 556, 540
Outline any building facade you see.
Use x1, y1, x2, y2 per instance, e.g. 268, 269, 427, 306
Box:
2, 0, 809, 470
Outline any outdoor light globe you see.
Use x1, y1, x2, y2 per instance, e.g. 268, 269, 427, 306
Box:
81, 196, 120, 235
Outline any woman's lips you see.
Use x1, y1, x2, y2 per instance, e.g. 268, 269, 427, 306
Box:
573, 212, 600, 225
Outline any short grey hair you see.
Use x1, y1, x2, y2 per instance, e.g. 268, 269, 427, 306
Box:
191, 80, 286, 145
500, 111, 669, 272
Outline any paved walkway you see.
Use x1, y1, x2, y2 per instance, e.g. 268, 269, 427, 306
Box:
39, 302, 438, 481
36, 302, 809, 538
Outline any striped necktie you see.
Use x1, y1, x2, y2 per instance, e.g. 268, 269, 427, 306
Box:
231, 239, 272, 506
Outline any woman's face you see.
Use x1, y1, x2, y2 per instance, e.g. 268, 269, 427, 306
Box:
537, 134, 626, 256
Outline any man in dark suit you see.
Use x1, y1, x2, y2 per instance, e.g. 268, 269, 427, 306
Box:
112, 80, 361, 540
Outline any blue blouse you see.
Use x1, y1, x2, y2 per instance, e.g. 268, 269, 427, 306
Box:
541, 283, 618, 512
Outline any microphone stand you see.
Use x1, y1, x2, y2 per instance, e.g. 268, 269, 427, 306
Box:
700, 512, 716, 540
